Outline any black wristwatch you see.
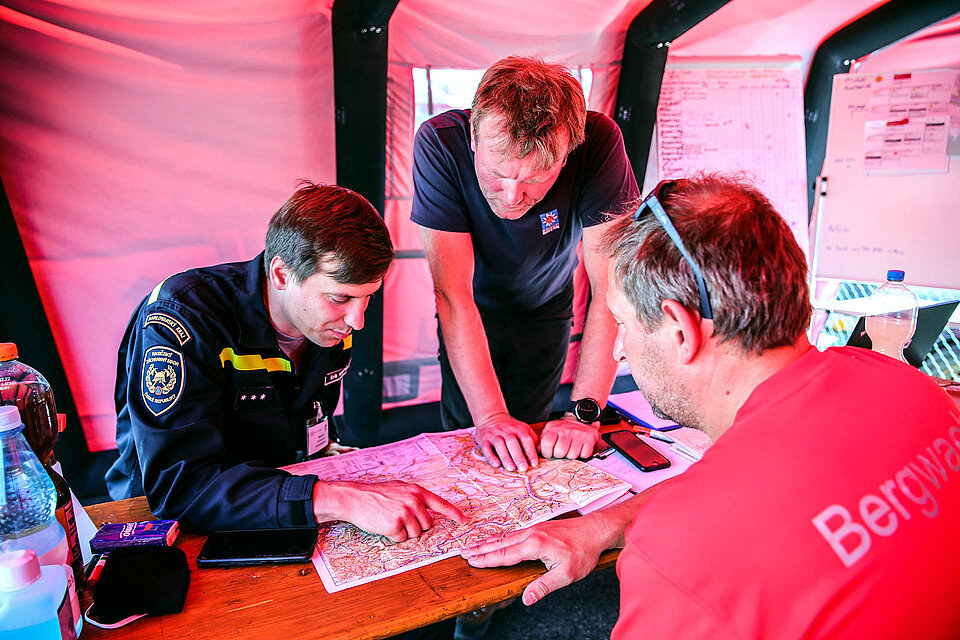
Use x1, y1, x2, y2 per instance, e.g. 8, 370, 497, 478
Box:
568, 397, 602, 424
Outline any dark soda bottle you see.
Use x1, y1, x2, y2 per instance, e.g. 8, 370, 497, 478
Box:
0, 343, 58, 465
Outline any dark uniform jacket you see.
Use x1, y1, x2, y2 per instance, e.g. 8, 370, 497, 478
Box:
105, 254, 351, 532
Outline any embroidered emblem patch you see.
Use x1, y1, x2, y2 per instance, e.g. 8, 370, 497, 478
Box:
144, 312, 191, 346
141, 346, 184, 417
324, 364, 350, 386
539, 209, 560, 235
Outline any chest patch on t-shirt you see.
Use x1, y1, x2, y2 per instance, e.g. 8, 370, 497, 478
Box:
324, 364, 349, 386
539, 209, 560, 235
141, 346, 184, 417
235, 386, 277, 411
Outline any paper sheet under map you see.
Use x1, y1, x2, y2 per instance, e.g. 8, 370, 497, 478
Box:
283, 428, 629, 592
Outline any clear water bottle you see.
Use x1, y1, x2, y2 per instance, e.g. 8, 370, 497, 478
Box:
864, 269, 918, 363
0, 344, 58, 465
0, 406, 80, 637
0, 549, 77, 640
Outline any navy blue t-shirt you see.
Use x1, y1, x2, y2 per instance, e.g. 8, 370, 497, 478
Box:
411, 109, 638, 313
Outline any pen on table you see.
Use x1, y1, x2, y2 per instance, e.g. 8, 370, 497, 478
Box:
628, 423, 652, 436
647, 430, 675, 444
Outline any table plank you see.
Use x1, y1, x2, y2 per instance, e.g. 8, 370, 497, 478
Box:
82, 496, 619, 639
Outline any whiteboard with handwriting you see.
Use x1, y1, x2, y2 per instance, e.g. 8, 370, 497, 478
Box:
814, 67, 960, 289
657, 56, 808, 257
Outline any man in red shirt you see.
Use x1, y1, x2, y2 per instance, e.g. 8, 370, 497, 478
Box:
462, 174, 960, 638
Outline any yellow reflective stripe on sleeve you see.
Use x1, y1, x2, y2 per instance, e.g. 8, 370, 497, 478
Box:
146, 277, 171, 305
219, 348, 292, 373
342, 334, 352, 350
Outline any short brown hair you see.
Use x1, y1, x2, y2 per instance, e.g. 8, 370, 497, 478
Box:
470, 56, 587, 169
265, 181, 393, 284
601, 174, 811, 354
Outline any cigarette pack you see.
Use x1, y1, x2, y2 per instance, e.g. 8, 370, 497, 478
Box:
90, 519, 180, 553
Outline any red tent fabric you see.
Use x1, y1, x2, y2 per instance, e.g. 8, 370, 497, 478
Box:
2, 0, 954, 450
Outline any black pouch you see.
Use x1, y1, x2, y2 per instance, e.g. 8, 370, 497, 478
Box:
86, 546, 190, 628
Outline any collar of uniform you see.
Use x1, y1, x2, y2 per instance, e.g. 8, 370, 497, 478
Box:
232, 252, 281, 350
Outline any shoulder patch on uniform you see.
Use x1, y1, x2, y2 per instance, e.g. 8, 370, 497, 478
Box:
141, 346, 184, 417
144, 312, 192, 346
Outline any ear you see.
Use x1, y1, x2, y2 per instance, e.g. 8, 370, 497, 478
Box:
660, 299, 705, 365
267, 255, 292, 290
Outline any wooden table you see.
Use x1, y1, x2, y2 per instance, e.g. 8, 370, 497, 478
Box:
81, 494, 620, 639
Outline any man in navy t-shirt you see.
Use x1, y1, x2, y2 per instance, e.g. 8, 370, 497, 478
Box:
411, 56, 638, 472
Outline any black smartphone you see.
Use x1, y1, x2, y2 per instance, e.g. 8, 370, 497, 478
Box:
196, 527, 319, 567
601, 429, 671, 472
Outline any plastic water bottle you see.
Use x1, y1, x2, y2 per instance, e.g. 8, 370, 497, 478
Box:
0, 549, 76, 640
864, 269, 918, 363
0, 407, 80, 637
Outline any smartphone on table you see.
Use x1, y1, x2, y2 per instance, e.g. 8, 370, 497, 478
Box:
196, 526, 319, 567
601, 429, 671, 472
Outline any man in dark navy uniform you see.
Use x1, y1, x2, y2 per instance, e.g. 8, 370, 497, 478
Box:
412, 56, 639, 474
107, 182, 465, 538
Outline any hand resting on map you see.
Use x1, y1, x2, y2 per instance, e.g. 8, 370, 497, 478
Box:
474, 412, 540, 472
460, 493, 647, 604
312, 479, 467, 542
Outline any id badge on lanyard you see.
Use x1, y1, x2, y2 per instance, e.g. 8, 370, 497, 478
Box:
306, 401, 329, 456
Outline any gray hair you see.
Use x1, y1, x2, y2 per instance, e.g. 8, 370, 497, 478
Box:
601, 174, 811, 354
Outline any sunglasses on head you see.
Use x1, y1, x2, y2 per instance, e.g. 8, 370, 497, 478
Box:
632, 180, 713, 320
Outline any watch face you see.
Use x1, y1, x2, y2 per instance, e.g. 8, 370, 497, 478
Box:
573, 398, 601, 423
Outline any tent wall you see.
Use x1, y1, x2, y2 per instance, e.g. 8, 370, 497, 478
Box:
1, 0, 957, 472
0, 2, 338, 453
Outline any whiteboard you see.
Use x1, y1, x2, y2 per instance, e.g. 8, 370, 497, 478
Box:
813, 67, 960, 289
656, 56, 809, 257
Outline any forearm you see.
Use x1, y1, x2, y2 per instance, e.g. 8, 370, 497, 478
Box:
436, 292, 510, 424
312, 480, 355, 523
569, 298, 619, 405
585, 492, 651, 550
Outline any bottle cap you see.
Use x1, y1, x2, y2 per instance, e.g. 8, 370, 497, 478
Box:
886, 269, 905, 282
0, 550, 42, 591
0, 343, 18, 362
0, 405, 24, 432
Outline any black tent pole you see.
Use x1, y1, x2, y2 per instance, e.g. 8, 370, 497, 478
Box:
614, 0, 732, 187
332, 0, 400, 445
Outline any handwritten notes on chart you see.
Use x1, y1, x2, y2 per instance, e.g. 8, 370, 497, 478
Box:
814, 67, 960, 289
657, 58, 808, 257
861, 69, 955, 173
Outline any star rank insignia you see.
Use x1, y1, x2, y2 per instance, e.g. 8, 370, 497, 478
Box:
235, 387, 276, 411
